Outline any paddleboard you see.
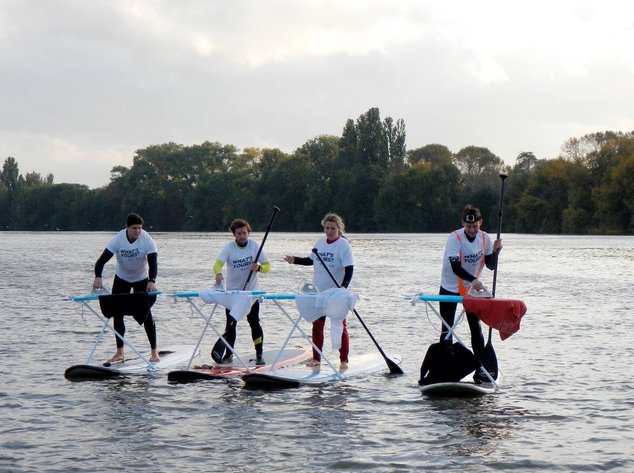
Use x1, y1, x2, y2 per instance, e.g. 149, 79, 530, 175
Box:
167, 345, 312, 383
242, 352, 403, 388
420, 372, 502, 397
64, 345, 199, 381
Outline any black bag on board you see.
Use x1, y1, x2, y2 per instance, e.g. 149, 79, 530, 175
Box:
98, 292, 156, 325
418, 342, 480, 385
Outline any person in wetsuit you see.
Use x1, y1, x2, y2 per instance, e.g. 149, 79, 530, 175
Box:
93, 212, 160, 364
438, 205, 503, 359
213, 218, 270, 365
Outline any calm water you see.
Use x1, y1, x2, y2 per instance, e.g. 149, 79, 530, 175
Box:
0, 232, 632, 472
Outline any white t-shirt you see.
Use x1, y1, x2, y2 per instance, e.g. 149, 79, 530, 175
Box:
106, 229, 158, 283
216, 239, 268, 291
311, 236, 354, 291
440, 228, 493, 293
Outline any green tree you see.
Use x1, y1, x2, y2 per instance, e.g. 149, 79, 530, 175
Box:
504, 152, 538, 232
0, 182, 8, 229
1, 157, 20, 228
514, 152, 538, 173
186, 169, 255, 231
613, 155, 634, 232
516, 159, 571, 233
102, 141, 241, 230
13, 183, 92, 230
21, 171, 54, 187
407, 144, 453, 167
333, 108, 406, 231
293, 135, 341, 231
591, 138, 634, 233
383, 116, 407, 174
376, 161, 460, 231
1, 157, 19, 192
562, 130, 634, 234
356, 107, 386, 167
258, 152, 312, 231
454, 146, 505, 195
249, 147, 294, 229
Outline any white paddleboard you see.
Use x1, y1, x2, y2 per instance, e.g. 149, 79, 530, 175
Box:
420, 372, 502, 397
65, 344, 199, 380
242, 352, 403, 388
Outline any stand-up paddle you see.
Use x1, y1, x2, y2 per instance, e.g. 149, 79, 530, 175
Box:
211, 206, 281, 363
477, 174, 507, 382
311, 248, 404, 375
242, 206, 280, 291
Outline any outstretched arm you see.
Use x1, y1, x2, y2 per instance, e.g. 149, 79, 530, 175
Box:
284, 255, 313, 266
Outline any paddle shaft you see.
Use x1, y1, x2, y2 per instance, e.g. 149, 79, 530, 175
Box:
242, 206, 280, 290
491, 174, 507, 298
311, 248, 404, 375
484, 173, 507, 356
211, 206, 280, 363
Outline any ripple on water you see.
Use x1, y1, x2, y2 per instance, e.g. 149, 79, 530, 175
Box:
1, 232, 633, 472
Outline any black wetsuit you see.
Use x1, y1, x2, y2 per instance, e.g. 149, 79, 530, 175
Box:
221, 300, 263, 358
439, 235, 498, 359
95, 250, 158, 349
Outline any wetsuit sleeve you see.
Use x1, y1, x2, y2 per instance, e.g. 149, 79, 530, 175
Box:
292, 256, 314, 266
341, 265, 354, 288
259, 261, 271, 273
94, 249, 114, 277
213, 260, 225, 275
449, 258, 476, 283
147, 252, 158, 282
484, 252, 498, 271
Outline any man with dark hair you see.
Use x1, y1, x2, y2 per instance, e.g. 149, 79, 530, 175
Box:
93, 213, 160, 363
438, 205, 503, 358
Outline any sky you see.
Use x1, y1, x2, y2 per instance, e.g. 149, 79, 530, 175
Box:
1, 0, 634, 189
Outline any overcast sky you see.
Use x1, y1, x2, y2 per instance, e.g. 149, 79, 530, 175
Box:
1, 0, 633, 188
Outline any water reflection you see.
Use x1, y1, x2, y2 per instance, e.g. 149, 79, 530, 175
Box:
425, 396, 526, 456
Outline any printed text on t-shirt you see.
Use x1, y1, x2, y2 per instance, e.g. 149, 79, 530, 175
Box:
232, 256, 253, 269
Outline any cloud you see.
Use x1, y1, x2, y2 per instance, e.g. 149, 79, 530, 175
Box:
1, 0, 634, 188
0, 130, 129, 187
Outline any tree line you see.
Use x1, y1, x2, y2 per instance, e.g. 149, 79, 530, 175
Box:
1, 108, 633, 234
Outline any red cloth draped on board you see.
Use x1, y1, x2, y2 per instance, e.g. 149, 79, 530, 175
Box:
462, 296, 527, 340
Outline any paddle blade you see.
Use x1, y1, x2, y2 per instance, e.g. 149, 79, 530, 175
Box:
211, 339, 225, 363
387, 357, 404, 375
475, 341, 498, 382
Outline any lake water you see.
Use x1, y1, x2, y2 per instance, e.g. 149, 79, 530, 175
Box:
0, 231, 632, 472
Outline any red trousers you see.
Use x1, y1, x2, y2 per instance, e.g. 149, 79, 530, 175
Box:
311, 317, 349, 362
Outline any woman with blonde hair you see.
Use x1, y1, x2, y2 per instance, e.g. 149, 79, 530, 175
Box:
284, 213, 354, 369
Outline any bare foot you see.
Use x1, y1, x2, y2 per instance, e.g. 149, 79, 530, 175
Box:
306, 359, 321, 367
149, 351, 160, 363
340, 361, 349, 371
106, 353, 124, 364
